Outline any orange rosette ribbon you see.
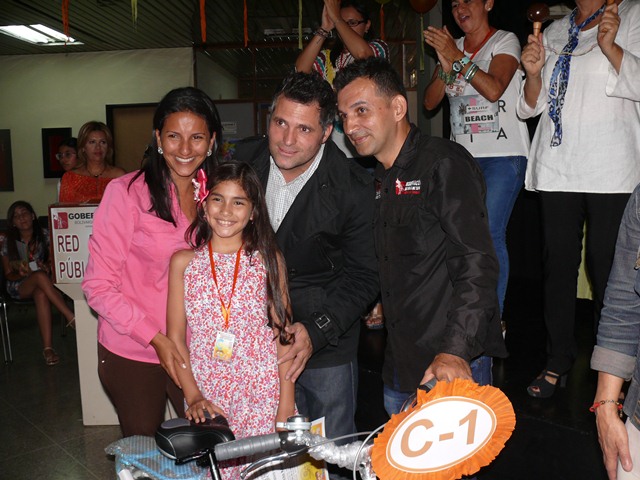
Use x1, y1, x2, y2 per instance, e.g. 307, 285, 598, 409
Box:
372, 379, 516, 480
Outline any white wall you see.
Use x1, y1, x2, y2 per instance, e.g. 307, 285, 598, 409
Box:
0, 47, 194, 215
195, 51, 238, 100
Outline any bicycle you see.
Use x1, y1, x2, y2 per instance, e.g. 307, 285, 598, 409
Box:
110, 379, 515, 480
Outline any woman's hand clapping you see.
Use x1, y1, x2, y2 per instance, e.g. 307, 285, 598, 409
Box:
320, 0, 336, 32
424, 25, 461, 72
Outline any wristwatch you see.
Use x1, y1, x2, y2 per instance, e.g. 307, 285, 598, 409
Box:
452, 55, 471, 74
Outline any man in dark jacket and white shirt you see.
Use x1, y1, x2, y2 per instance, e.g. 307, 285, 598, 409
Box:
335, 57, 506, 415
235, 71, 379, 473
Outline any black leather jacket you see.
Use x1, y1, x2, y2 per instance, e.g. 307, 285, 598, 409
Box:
376, 125, 507, 391
236, 137, 379, 368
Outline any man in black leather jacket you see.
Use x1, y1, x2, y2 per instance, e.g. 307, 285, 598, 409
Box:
235, 72, 379, 460
335, 58, 506, 415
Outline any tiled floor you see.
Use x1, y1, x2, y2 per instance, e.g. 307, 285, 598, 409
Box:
1, 277, 611, 479
356, 278, 610, 480
0, 307, 120, 479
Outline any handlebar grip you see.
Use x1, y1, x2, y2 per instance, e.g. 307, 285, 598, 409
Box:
214, 432, 286, 461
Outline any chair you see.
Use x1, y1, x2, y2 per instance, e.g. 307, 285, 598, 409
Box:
0, 225, 69, 364
0, 258, 67, 364
0, 267, 28, 364
0, 288, 68, 364
0, 293, 10, 363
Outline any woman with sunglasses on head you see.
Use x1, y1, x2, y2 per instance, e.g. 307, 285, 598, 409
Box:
423, 0, 530, 344
56, 137, 79, 201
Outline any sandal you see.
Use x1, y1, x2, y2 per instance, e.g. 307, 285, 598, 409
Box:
43, 347, 60, 366
527, 370, 567, 398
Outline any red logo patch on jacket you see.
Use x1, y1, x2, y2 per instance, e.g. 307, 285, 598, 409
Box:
395, 179, 421, 195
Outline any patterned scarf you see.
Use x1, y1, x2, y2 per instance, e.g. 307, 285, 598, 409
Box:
547, 5, 605, 147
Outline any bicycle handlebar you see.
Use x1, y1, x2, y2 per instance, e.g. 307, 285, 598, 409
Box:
214, 432, 286, 461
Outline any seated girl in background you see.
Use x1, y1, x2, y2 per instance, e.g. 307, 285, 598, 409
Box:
1, 201, 75, 365
59, 121, 125, 203
166, 161, 295, 479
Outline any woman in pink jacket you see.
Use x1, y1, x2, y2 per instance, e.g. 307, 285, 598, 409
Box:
82, 87, 222, 437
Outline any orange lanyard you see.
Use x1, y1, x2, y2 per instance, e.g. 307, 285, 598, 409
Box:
208, 241, 243, 329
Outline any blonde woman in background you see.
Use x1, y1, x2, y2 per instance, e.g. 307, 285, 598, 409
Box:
59, 121, 125, 203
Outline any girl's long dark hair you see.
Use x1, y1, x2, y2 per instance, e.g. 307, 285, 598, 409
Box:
330, 0, 375, 68
5, 201, 48, 263
130, 87, 223, 225
186, 161, 292, 345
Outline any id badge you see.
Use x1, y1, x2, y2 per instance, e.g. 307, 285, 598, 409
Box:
213, 332, 235, 362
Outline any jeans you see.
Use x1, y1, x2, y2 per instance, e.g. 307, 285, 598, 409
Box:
383, 355, 493, 416
593, 185, 640, 432
476, 156, 526, 314
295, 361, 358, 480
295, 360, 358, 439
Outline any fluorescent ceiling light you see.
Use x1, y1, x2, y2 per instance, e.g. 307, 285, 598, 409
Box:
0, 24, 82, 46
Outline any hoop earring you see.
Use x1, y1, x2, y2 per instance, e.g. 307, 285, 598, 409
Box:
157, 147, 164, 155
207, 149, 212, 157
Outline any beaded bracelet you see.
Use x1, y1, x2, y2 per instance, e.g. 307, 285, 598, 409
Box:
464, 62, 479, 82
314, 28, 331, 39
437, 67, 456, 86
589, 399, 623, 418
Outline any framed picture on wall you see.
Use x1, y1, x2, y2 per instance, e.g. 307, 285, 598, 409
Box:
42, 127, 73, 178
106, 103, 157, 173
0, 129, 14, 192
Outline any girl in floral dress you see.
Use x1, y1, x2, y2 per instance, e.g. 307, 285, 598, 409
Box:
166, 161, 295, 478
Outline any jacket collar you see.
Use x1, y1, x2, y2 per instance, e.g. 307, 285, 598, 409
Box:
254, 138, 350, 190
256, 139, 347, 247
375, 123, 421, 179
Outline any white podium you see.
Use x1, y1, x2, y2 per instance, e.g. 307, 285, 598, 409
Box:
56, 283, 119, 425
51, 204, 177, 426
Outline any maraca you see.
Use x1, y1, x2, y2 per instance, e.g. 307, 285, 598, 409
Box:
527, 3, 550, 37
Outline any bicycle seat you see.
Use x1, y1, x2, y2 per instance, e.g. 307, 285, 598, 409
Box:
156, 414, 235, 462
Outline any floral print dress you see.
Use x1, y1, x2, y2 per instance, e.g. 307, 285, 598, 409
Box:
184, 247, 280, 479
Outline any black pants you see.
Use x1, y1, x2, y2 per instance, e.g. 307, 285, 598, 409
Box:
539, 191, 630, 374
98, 343, 185, 437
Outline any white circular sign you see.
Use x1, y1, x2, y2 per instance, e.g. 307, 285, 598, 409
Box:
386, 396, 497, 473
